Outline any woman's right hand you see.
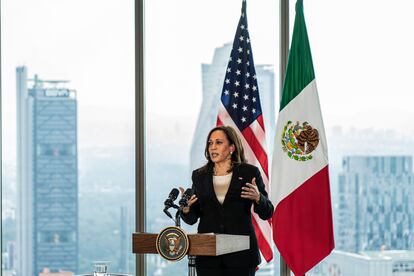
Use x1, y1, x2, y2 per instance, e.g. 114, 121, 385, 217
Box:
182, 194, 198, 214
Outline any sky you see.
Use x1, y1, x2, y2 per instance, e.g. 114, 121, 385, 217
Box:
1, 0, 135, 161
303, 0, 414, 135
146, 0, 414, 136
2, 0, 414, 163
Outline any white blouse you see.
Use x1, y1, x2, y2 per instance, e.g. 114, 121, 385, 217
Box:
213, 173, 233, 204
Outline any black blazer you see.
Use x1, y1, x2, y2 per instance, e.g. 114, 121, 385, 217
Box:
181, 162, 274, 268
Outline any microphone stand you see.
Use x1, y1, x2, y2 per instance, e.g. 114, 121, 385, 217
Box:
164, 204, 179, 225
164, 202, 196, 276
177, 205, 196, 276
175, 207, 181, 227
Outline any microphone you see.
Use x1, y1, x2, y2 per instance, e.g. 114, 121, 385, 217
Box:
164, 188, 179, 208
179, 188, 194, 208
163, 188, 179, 218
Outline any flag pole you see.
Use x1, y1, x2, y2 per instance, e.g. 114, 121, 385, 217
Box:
279, 0, 291, 275
280, 0, 289, 93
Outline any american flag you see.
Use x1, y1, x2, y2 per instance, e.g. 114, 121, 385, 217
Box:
216, 0, 273, 263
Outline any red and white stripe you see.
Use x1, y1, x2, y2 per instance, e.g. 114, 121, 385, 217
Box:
217, 103, 273, 262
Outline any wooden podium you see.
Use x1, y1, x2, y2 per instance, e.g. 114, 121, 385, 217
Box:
132, 232, 250, 275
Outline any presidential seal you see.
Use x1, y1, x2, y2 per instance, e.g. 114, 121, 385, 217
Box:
281, 121, 319, 161
156, 226, 189, 261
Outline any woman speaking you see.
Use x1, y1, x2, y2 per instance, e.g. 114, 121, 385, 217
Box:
181, 125, 274, 276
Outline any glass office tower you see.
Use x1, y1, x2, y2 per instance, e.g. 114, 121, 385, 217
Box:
337, 156, 414, 253
16, 66, 78, 276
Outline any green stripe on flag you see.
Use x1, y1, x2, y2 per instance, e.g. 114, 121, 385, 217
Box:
280, 0, 315, 111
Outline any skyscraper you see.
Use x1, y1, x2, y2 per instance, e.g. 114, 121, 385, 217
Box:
190, 43, 275, 171
16, 67, 78, 276
337, 156, 414, 253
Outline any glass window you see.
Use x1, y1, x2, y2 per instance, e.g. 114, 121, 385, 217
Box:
300, 1, 414, 275
145, 0, 279, 275
1, 0, 135, 275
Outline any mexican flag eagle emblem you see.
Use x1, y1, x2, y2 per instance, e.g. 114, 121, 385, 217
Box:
281, 120, 319, 161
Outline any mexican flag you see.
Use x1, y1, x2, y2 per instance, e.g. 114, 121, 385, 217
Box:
271, 0, 334, 275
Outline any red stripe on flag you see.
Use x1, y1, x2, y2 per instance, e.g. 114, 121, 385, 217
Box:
273, 165, 334, 276
257, 114, 265, 131
252, 215, 273, 262
241, 126, 269, 177
216, 117, 224, 126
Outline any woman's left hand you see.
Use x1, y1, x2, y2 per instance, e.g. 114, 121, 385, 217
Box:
241, 177, 261, 204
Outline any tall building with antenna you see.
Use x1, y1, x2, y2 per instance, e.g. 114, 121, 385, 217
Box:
16, 66, 78, 276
